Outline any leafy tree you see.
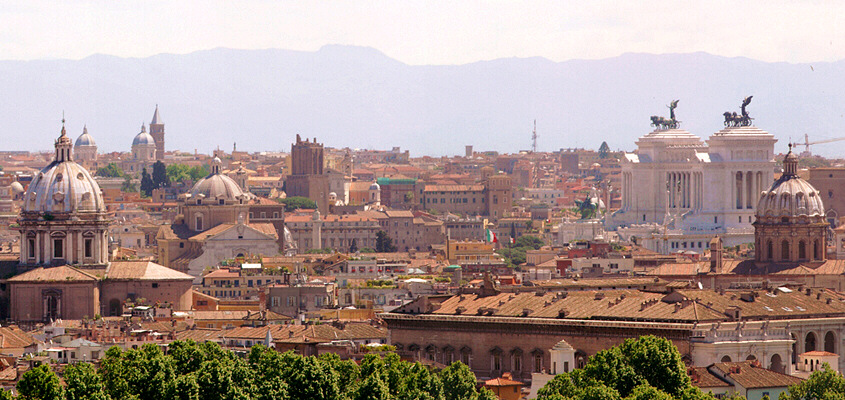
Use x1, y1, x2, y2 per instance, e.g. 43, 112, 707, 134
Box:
350, 238, 359, 253
152, 161, 170, 188
441, 362, 480, 400
376, 231, 397, 253
355, 371, 390, 400
780, 364, 845, 400
277, 196, 318, 212
284, 355, 341, 400
599, 141, 610, 159
140, 167, 155, 196
17, 364, 65, 400
515, 235, 544, 249
166, 164, 192, 183
121, 176, 137, 193
538, 336, 707, 400
475, 388, 499, 400
96, 163, 125, 178
64, 362, 109, 400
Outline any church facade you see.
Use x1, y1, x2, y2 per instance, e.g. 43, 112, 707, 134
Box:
9, 122, 193, 324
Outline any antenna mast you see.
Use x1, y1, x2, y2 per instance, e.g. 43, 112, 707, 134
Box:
531, 120, 538, 153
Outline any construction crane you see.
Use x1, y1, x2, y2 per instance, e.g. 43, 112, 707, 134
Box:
531, 120, 538, 153
792, 133, 845, 156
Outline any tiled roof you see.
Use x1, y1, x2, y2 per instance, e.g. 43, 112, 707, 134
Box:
484, 376, 524, 387
710, 361, 803, 389
385, 210, 414, 218
7, 265, 98, 282
424, 185, 484, 192
0, 326, 38, 349
688, 367, 731, 388
419, 287, 845, 323
800, 350, 837, 357
107, 261, 194, 281
189, 310, 292, 321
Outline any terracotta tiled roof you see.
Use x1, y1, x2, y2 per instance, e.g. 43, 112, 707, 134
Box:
801, 350, 837, 356
7, 265, 98, 282
710, 361, 803, 389
424, 185, 484, 192
203, 269, 240, 279
107, 261, 194, 281
0, 326, 38, 349
689, 367, 731, 388
484, 376, 524, 387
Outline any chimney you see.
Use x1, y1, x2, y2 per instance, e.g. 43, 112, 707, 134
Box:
259, 289, 267, 312
709, 236, 723, 272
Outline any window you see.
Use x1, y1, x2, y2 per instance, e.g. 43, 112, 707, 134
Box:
273, 212, 279, 218
180, 242, 185, 248
261, 212, 266, 218
272, 296, 280, 307
152, 283, 159, 288
219, 199, 225, 205
28, 239, 35, 259
196, 215, 204, 231
493, 353, 501, 370
534, 354, 543, 372
84, 238, 93, 258
53, 238, 63, 259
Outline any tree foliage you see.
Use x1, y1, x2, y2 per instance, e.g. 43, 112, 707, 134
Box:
166, 164, 208, 184
140, 167, 155, 197
780, 363, 845, 400
96, 163, 125, 178
152, 161, 170, 188
277, 196, 318, 212
376, 231, 397, 253
537, 336, 711, 400
7, 341, 485, 400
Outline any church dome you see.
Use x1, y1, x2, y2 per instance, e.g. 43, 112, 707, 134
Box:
756, 147, 824, 218
189, 157, 249, 202
23, 124, 104, 213
132, 124, 156, 146
74, 125, 96, 147
369, 182, 380, 191
9, 181, 24, 194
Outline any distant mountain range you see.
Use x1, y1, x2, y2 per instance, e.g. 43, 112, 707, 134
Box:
1, 45, 844, 157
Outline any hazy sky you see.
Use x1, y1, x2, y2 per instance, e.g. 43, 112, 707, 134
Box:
3, 1, 845, 64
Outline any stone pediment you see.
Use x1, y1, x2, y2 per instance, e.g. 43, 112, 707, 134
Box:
202, 223, 278, 242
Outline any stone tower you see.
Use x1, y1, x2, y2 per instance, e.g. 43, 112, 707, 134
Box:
149, 105, 165, 161
485, 174, 513, 220
286, 135, 330, 212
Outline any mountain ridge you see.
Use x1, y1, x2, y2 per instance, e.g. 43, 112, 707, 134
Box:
1, 46, 843, 157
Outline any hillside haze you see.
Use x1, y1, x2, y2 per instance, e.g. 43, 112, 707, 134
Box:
1, 45, 844, 157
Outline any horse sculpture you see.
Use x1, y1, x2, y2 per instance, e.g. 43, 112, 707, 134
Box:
723, 96, 754, 127
650, 99, 680, 130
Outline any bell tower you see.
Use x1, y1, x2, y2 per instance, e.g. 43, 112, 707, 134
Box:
149, 105, 165, 161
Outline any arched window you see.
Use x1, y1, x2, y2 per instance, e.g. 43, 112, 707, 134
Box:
770, 354, 784, 374
746, 354, 757, 361
806, 332, 817, 352
825, 331, 836, 354
721, 355, 732, 363
799, 241, 807, 260
782, 240, 790, 261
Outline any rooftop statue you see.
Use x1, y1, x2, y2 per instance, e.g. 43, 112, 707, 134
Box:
649, 99, 680, 130
723, 96, 754, 127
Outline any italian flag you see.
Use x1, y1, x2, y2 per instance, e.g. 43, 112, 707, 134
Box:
485, 229, 498, 243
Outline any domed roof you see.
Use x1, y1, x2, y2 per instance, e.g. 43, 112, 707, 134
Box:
132, 124, 156, 146
9, 181, 24, 194
369, 181, 380, 190
756, 147, 824, 218
74, 125, 96, 147
23, 125, 104, 213
189, 157, 250, 202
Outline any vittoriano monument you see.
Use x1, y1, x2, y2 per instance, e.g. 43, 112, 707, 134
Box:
723, 96, 754, 127
650, 99, 680, 130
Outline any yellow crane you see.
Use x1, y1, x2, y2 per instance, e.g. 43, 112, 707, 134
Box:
792, 133, 845, 156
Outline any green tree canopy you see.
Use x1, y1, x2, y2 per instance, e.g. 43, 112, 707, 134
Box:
96, 163, 125, 178
16, 364, 65, 400
152, 160, 170, 188
140, 167, 155, 197
277, 196, 318, 211
780, 364, 845, 400
376, 231, 397, 253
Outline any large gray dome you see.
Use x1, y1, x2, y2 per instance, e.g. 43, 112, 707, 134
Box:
23, 126, 104, 213
74, 125, 96, 147
132, 124, 156, 146
189, 158, 250, 202
756, 149, 824, 218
